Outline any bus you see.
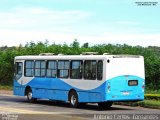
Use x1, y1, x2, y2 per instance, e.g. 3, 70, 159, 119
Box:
14, 53, 145, 108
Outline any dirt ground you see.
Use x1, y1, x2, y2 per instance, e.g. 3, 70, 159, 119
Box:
0, 90, 13, 95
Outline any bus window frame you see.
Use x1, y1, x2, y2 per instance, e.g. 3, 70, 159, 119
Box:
15, 62, 23, 80
84, 60, 97, 80
24, 60, 35, 77
34, 60, 46, 77
46, 60, 57, 78
70, 60, 83, 79
97, 60, 103, 80
57, 60, 70, 78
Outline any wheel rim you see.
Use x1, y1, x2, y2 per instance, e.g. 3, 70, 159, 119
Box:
71, 95, 76, 105
28, 92, 32, 100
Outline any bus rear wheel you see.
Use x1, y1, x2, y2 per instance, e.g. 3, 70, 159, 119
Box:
98, 101, 113, 109
26, 89, 37, 103
69, 91, 78, 108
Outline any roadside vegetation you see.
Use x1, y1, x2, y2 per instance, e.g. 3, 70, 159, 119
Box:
141, 100, 160, 109
115, 94, 160, 109
0, 85, 13, 90
115, 100, 160, 109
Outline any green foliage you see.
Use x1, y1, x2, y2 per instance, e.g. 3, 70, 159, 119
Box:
0, 40, 160, 93
145, 87, 160, 94
115, 93, 160, 109
145, 94, 160, 100
142, 100, 160, 109
115, 100, 160, 109
0, 85, 13, 90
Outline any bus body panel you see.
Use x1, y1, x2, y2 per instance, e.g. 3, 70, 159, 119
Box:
105, 57, 145, 101
14, 77, 105, 102
14, 75, 144, 102
105, 75, 144, 101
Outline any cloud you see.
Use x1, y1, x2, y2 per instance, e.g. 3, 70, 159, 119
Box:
114, 20, 140, 26
0, 29, 75, 46
13, 7, 90, 19
0, 7, 91, 30
74, 33, 160, 47
0, 6, 159, 47
0, 29, 160, 47
0, 7, 92, 46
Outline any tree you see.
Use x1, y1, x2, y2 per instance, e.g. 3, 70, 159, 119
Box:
82, 43, 89, 48
71, 39, 80, 48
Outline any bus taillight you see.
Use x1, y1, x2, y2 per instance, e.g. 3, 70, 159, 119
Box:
142, 81, 145, 92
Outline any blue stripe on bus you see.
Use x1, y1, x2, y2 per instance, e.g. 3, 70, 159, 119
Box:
14, 75, 144, 102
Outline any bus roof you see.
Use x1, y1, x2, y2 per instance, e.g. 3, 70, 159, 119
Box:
15, 54, 143, 61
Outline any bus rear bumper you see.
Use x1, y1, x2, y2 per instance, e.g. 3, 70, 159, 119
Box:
105, 93, 144, 102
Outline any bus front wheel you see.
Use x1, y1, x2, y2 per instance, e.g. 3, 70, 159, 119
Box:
69, 91, 78, 108
98, 101, 113, 109
26, 89, 37, 103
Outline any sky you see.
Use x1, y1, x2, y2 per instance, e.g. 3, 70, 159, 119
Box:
0, 0, 160, 47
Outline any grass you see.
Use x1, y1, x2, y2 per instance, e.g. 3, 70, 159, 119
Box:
142, 100, 160, 109
115, 100, 160, 109
145, 89, 160, 94
0, 85, 13, 90
145, 94, 160, 100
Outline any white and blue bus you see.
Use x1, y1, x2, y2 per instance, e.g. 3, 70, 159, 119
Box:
14, 53, 145, 108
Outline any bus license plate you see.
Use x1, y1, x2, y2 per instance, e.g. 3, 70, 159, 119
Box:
123, 92, 130, 95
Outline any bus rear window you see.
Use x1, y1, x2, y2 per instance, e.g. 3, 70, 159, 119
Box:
128, 80, 138, 86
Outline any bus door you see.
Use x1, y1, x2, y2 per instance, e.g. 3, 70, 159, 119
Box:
14, 61, 23, 95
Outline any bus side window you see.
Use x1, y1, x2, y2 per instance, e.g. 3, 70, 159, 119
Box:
70, 60, 83, 79
35, 60, 46, 77
57, 60, 69, 78
84, 60, 97, 80
25, 60, 34, 77
97, 60, 103, 80
46, 60, 57, 78
15, 62, 23, 80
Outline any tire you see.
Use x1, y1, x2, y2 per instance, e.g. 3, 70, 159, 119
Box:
26, 88, 37, 103
69, 91, 79, 108
98, 101, 113, 109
